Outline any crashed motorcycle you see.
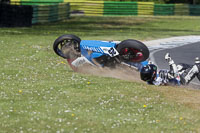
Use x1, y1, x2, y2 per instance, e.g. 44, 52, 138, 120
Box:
53, 34, 149, 70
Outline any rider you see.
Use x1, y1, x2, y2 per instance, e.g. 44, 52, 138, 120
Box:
140, 53, 200, 86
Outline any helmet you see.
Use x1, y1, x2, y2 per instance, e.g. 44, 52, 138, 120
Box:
140, 64, 157, 82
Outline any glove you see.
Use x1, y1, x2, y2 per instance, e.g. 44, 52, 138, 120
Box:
165, 53, 174, 65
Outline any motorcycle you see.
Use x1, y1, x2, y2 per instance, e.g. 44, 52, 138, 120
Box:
53, 34, 149, 71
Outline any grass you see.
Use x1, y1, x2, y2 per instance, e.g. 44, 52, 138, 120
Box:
1, 16, 200, 41
1, 16, 200, 132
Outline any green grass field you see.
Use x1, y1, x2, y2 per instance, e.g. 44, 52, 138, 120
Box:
1, 16, 200, 132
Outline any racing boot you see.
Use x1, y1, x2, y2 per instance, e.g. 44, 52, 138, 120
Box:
165, 53, 179, 78
180, 57, 200, 85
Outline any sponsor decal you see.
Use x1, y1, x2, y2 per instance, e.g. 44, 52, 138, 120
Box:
82, 45, 102, 53
82, 45, 119, 57
100, 47, 119, 57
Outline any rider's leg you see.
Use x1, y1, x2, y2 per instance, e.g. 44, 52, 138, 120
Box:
165, 53, 179, 78
181, 57, 200, 85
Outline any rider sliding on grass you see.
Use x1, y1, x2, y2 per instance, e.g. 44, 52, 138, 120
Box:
140, 53, 200, 86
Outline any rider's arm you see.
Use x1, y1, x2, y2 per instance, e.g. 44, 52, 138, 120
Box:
148, 73, 164, 86
153, 77, 163, 86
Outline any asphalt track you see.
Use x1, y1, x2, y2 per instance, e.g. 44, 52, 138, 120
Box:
151, 41, 200, 88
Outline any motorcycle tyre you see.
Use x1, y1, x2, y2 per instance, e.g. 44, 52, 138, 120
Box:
53, 34, 81, 59
117, 39, 149, 62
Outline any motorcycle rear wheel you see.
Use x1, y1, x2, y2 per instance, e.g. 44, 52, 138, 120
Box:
53, 34, 81, 59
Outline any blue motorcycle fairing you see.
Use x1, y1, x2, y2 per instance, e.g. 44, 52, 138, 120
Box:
80, 40, 116, 48
79, 40, 148, 68
80, 40, 117, 65
91, 52, 103, 58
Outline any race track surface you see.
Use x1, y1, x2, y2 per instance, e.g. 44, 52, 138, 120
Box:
151, 41, 200, 87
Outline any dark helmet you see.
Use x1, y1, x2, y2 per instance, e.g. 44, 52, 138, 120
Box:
140, 64, 157, 82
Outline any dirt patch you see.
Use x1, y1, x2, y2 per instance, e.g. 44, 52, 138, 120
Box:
76, 64, 142, 83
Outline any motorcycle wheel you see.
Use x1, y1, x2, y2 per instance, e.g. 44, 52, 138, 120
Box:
53, 34, 81, 59
116, 39, 149, 62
